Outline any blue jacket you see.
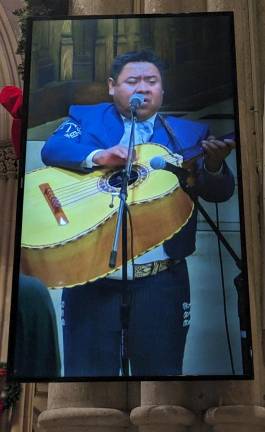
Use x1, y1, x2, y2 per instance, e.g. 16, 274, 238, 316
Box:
41, 103, 235, 260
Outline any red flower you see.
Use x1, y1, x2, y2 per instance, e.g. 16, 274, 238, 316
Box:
0, 85, 23, 159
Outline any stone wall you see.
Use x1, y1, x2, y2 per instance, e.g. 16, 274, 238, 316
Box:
0, 1, 265, 431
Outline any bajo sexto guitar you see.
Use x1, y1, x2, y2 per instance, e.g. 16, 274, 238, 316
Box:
21, 143, 194, 288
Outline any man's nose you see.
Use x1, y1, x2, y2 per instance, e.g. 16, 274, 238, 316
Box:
135, 80, 149, 93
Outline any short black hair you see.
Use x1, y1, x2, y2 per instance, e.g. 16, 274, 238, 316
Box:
110, 49, 166, 82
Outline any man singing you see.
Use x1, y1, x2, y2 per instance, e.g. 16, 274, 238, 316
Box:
42, 49, 235, 377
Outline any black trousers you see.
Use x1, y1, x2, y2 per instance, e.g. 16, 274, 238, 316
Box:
62, 260, 191, 377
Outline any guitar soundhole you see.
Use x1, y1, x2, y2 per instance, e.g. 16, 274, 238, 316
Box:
98, 164, 148, 193
108, 169, 138, 188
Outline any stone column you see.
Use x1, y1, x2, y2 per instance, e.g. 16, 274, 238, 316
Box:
60, 20, 74, 81
38, 383, 130, 432
143, 0, 207, 13
205, 405, 265, 432
123, 18, 141, 52
131, 404, 195, 432
131, 382, 196, 432
69, 0, 134, 15
94, 19, 114, 81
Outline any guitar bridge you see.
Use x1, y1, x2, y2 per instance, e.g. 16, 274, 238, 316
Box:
39, 183, 69, 225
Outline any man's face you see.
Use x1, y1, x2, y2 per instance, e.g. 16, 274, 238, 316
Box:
108, 61, 164, 120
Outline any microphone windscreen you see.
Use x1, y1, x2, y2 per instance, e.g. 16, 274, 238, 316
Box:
129, 93, 145, 106
150, 156, 166, 170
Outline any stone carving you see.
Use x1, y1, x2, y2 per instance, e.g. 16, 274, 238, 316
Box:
0, 143, 18, 179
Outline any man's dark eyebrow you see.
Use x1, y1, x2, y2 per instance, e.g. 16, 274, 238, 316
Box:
126, 75, 159, 79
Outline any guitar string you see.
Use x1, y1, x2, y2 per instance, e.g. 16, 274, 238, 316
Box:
57, 155, 179, 207
27, 154, 181, 208
36, 154, 179, 208
53, 154, 178, 200
51, 153, 178, 197
40, 156, 177, 209
60, 171, 181, 209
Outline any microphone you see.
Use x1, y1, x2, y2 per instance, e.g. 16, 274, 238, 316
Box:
150, 156, 187, 176
129, 93, 145, 111
150, 156, 197, 197
150, 156, 190, 189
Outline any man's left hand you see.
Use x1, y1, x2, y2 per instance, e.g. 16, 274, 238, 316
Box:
201, 136, 236, 173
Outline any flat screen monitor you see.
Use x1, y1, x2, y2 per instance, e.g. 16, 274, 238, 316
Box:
8, 12, 253, 381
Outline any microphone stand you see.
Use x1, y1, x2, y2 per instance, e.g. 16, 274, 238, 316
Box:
176, 167, 252, 375
109, 107, 137, 376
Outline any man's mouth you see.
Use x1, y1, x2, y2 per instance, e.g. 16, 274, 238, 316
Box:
141, 98, 150, 105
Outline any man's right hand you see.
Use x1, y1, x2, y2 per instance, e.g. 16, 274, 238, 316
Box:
92, 144, 136, 167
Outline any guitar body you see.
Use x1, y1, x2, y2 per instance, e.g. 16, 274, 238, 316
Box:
21, 143, 194, 288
